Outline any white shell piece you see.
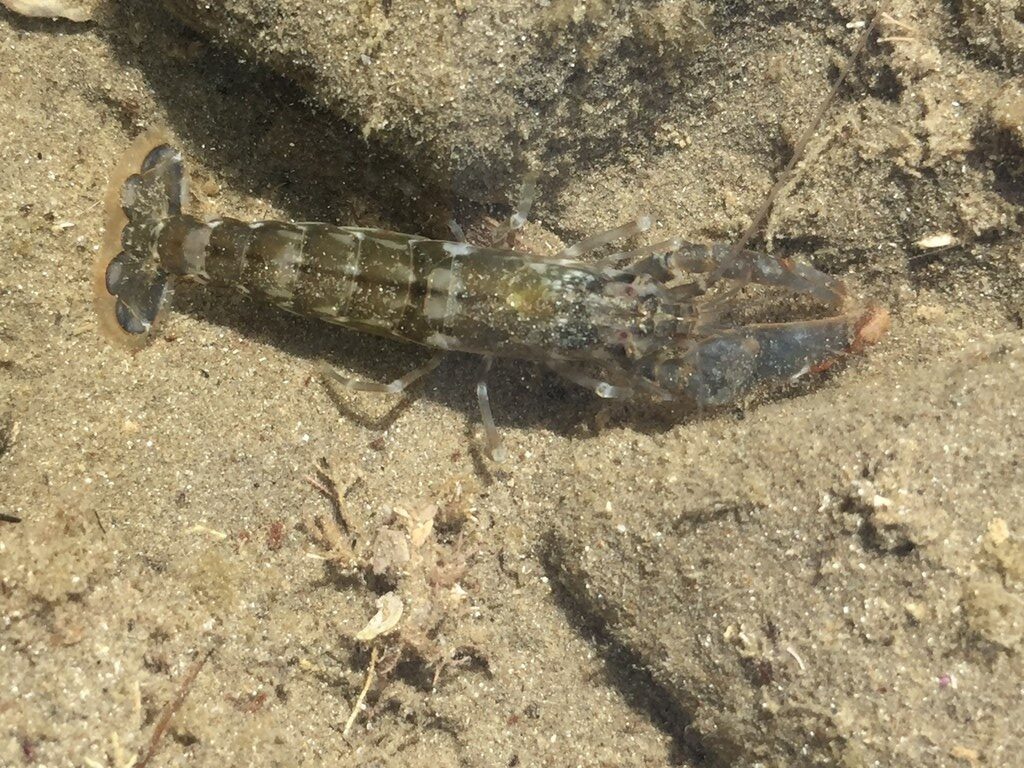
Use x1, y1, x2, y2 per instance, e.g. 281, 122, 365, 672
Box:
2, 0, 93, 21
915, 233, 958, 250
355, 592, 403, 641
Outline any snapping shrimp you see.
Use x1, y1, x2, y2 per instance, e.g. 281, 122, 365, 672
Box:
93, 130, 888, 461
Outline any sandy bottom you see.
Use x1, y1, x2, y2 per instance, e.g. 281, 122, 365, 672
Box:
2, 2, 1023, 767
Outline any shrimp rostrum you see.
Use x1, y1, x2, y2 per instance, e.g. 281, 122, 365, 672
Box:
95, 132, 889, 461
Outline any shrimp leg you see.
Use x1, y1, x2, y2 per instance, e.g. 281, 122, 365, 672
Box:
319, 353, 444, 394
476, 356, 507, 462
560, 216, 652, 260
625, 240, 847, 307
547, 361, 633, 399
489, 172, 539, 246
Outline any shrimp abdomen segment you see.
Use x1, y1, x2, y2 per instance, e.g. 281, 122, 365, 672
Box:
295, 226, 418, 335
154, 219, 608, 356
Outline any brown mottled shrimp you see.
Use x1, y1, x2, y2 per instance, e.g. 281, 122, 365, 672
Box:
94, 130, 888, 461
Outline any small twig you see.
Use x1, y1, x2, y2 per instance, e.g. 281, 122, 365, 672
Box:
342, 645, 379, 738
72, 197, 103, 220
880, 11, 917, 33
184, 524, 227, 540
137, 646, 214, 768
304, 458, 352, 535
92, 509, 107, 535
0, 512, 21, 523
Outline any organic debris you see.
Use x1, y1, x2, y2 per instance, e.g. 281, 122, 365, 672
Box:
342, 646, 379, 738
303, 460, 485, 735
304, 458, 360, 568
137, 646, 214, 768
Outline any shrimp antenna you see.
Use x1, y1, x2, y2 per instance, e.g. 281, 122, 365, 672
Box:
715, 9, 884, 282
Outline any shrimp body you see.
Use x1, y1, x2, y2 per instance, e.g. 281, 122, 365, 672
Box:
96, 132, 888, 457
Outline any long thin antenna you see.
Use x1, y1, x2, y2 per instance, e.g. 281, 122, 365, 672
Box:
717, 11, 882, 278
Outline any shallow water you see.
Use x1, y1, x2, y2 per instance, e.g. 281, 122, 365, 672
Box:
2, 1, 1023, 765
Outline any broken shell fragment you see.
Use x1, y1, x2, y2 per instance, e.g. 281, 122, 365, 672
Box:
370, 528, 411, 577
914, 232, 958, 250
355, 592, 403, 641
2, 0, 94, 21
407, 503, 437, 549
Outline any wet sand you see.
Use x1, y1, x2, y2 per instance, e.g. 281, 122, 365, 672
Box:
2, 1, 1023, 766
